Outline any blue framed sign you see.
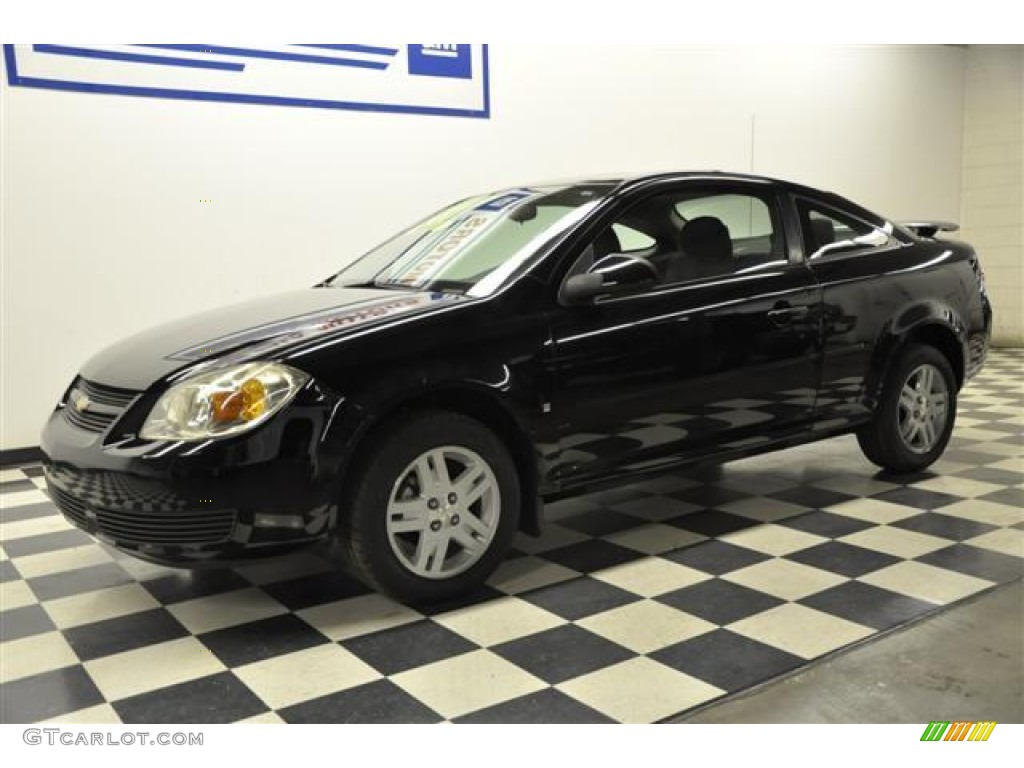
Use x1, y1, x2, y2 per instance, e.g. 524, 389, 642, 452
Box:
3, 44, 490, 118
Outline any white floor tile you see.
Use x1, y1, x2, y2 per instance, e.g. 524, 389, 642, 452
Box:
557, 657, 724, 723
84, 637, 226, 701
728, 603, 874, 659
433, 596, 564, 646
235, 644, 380, 710
391, 649, 545, 720
858, 562, 994, 605
167, 588, 287, 634
577, 600, 715, 654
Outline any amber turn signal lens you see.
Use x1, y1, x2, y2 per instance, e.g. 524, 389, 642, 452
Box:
210, 390, 244, 423
240, 378, 267, 421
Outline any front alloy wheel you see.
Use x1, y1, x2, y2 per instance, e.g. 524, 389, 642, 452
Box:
386, 446, 500, 579
340, 411, 520, 603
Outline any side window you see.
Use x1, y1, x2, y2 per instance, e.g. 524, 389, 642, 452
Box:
798, 200, 892, 259
665, 191, 784, 284
611, 223, 656, 252
566, 187, 785, 290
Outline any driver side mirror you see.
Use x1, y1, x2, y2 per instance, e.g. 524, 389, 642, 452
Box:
562, 253, 659, 304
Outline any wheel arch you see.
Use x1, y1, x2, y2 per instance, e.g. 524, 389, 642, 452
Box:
867, 307, 967, 408
337, 384, 543, 537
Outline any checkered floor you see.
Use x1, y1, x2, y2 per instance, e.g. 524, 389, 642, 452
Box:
2, 350, 1021, 724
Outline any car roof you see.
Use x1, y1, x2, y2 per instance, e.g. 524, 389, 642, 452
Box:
537, 170, 884, 225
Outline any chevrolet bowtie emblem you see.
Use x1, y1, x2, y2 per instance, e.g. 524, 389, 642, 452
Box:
72, 391, 91, 413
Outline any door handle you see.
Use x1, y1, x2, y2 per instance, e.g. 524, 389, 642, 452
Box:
767, 305, 810, 325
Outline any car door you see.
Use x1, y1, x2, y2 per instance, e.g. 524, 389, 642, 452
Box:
547, 181, 823, 488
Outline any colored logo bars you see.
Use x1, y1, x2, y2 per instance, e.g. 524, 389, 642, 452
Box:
920, 721, 997, 741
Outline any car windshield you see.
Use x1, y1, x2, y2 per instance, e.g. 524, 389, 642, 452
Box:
327, 183, 615, 297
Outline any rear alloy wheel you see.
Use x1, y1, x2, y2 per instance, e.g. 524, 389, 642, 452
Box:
857, 344, 957, 473
896, 363, 949, 454
340, 411, 520, 603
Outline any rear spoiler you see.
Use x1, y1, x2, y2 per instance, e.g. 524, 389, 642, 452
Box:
901, 221, 960, 238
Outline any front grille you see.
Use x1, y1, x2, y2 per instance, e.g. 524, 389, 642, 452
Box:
93, 507, 237, 545
50, 483, 89, 528
50, 478, 236, 545
62, 377, 141, 434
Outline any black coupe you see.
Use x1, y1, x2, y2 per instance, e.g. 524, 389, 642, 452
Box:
41, 172, 992, 602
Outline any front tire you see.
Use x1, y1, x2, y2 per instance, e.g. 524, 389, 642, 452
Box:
857, 343, 957, 473
339, 411, 520, 604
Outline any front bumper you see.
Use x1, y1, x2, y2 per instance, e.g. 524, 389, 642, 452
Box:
40, 393, 342, 566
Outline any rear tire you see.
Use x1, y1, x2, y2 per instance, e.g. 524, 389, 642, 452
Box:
856, 344, 957, 473
339, 410, 520, 604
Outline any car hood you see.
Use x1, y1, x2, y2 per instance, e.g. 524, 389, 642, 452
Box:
79, 287, 465, 390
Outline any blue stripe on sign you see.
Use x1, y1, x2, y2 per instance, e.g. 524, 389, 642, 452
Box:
297, 44, 399, 57
137, 44, 389, 70
33, 44, 245, 72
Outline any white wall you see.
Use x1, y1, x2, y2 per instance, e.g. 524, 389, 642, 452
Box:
959, 45, 1023, 347
1, 44, 967, 450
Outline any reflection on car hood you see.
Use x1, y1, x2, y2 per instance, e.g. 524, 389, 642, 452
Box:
79, 287, 463, 390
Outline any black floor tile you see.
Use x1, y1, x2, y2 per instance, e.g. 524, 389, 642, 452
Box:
27, 562, 133, 601
341, 620, 476, 676
1, 529, 93, 558
0, 666, 104, 723
541, 539, 642, 574
113, 672, 268, 724
0, 560, 19, 583
492, 624, 633, 684
662, 540, 770, 575
941, 449, 1006, 466
666, 510, 760, 537
656, 578, 784, 625
279, 679, 442, 723
418, 585, 505, 616
800, 581, 936, 630
669, 485, 751, 508
199, 614, 331, 667
777, 510, 874, 539
786, 541, 901, 578
142, 570, 252, 605
873, 486, 962, 511
955, 467, 1024, 486
1, 501, 56, 524
260, 570, 370, 611
770, 486, 857, 510
21, 466, 45, 478
891, 513, 996, 542
652, 629, 803, 691
890, 470, 945, 486
0, 604, 56, 642
558, 509, 645, 537
455, 687, 615, 723
978, 488, 1024, 508
971, 420, 1019, 433
917, 544, 1024, 584
521, 576, 638, 621
0, 479, 36, 494
63, 608, 189, 661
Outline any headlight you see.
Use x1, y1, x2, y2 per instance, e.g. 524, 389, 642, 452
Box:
140, 362, 309, 441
